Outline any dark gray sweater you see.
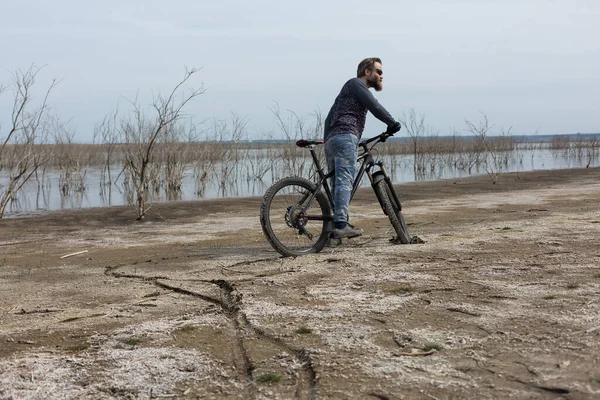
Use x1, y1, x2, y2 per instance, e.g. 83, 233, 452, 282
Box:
324, 77, 396, 142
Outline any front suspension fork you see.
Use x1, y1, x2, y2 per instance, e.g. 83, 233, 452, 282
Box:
369, 162, 403, 211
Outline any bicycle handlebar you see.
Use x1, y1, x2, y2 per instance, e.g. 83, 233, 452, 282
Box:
360, 130, 394, 149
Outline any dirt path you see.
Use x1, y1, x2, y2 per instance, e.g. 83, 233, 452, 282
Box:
1, 168, 599, 399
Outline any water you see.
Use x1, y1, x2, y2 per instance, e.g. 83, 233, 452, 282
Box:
1, 147, 598, 217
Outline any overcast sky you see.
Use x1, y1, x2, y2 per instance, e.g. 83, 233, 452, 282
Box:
1, 0, 599, 142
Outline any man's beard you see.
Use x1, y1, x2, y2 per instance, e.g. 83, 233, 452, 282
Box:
368, 76, 383, 91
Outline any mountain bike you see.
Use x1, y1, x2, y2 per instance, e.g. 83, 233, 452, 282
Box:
260, 129, 410, 257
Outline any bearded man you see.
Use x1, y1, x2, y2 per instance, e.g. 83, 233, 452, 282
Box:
324, 57, 402, 239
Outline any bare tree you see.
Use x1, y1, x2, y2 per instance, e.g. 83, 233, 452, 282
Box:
118, 67, 204, 220
586, 134, 599, 168
52, 117, 87, 195
160, 119, 195, 194
465, 113, 512, 184
246, 131, 276, 182
93, 107, 120, 198
400, 108, 427, 176
0, 65, 57, 217
204, 113, 247, 196
270, 104, 323, 180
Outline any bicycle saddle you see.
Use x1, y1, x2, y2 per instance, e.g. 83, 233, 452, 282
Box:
296, 139, 324, 148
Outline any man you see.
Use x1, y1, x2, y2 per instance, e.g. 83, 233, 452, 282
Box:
324, 57, 401, 239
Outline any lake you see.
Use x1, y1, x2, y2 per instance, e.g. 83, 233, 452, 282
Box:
1, 147, 598, 218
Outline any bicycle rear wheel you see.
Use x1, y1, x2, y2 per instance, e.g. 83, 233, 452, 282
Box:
373, 180, 410, 244
260, 177, 332, 257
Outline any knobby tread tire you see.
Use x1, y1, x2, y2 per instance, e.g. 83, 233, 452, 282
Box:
260, 177, 331, 257
373, 180, 410, 244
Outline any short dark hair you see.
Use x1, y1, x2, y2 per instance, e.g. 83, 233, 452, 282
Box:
357, 57, 382, 78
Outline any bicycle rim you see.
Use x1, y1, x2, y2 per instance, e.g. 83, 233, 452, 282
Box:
261, 178, 330, 256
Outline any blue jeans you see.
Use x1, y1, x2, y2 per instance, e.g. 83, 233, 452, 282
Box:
324, 133, 358, 228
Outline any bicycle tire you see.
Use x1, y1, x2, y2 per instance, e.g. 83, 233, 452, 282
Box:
373, 180, 410, 244
260, 177, 331, 257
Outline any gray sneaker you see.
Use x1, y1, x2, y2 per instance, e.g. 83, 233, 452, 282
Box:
331, 225, 364, 239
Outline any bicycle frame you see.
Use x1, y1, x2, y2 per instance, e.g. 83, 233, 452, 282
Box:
298, 132, 403, 226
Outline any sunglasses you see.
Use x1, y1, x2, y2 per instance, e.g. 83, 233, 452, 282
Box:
369, 68, 383, 75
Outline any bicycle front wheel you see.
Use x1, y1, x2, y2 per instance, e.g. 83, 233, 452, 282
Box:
373, 180, 410, 244
260, 177, 332, 257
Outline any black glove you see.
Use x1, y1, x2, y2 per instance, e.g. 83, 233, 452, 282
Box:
387, 121, 401, 134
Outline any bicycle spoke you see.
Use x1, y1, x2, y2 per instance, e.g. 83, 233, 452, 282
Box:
261, 178, 329, 256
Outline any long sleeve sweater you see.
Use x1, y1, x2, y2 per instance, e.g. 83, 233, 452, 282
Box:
324, 77, 396, 142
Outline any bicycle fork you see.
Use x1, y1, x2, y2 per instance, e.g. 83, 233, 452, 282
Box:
368, 161, 403, 212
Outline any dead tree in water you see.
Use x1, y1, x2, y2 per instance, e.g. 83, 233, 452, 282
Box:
400, 108, 427, 177
119, 67, 205, 220
94, 107, 120, 199
465, 113, 513, 184
0, 65, 58, 218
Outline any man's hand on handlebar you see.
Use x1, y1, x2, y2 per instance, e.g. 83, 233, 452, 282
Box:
364, 122, 402, 145
387, 121, 402, 135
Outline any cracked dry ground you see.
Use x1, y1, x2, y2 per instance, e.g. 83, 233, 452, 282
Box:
1, 168, 599, 400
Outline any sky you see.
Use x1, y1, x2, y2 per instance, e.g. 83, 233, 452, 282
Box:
1, 0, 599, 142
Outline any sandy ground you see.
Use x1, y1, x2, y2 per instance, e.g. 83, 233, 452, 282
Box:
0, 168, 599, 400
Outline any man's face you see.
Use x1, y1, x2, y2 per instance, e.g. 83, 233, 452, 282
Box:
365, 62, 383, 92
